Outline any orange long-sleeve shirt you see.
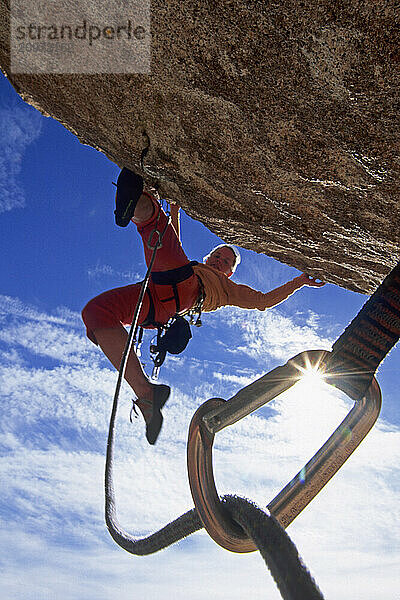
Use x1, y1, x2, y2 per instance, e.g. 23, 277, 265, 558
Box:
193, 264, 300, 312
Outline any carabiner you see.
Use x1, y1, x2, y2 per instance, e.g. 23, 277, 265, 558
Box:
146, 213, 171, 251
187, 349, 381, 553
147, 227, 164, 251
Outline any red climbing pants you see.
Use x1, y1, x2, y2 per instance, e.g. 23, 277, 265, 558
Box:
82, 193, 200, 345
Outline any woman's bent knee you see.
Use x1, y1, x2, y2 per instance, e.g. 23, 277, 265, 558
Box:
81, 297, 120, 345
81, 283, 147, 345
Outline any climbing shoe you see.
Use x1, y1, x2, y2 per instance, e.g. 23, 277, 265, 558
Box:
131, 384, 171, 445
146, 384, 170, 445
114, 167, 144, 227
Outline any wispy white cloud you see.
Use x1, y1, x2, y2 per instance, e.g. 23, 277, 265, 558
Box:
0, 294, 79, 326
216, 305, 333, 363
87, 263, 141, 282
212, 370, 257, 387
0, 296, 399, 600
0, 322, 93, 365
0, 294, 99, 366
0, 105, 42, 213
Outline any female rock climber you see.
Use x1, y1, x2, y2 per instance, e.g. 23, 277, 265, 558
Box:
82, 168, 325, 445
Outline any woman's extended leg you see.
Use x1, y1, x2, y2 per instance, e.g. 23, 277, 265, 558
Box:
83, 189, 156, 394
81, 284, 158, 418
91, 325, 152, 399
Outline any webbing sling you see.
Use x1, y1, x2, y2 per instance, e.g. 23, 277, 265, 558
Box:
325, 261, 400, 399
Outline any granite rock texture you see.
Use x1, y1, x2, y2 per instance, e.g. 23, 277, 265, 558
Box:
1, 0, 399, 293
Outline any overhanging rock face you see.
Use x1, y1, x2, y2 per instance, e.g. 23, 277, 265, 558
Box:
1, 0, 399, 293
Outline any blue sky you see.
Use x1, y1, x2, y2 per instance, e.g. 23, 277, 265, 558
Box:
0, 73, 399, 600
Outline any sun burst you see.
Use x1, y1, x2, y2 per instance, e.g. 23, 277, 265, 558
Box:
291, 352, 327, 387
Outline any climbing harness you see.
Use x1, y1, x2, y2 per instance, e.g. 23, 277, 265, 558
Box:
105, 258, 400, 599
133, 260, 203, 379
148, 272, 205, 377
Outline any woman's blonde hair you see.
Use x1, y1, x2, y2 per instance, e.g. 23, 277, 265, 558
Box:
203, 244, 241, 274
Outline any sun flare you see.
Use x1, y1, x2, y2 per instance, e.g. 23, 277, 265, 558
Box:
292, 353, 327, 387
301, 366, 326, 386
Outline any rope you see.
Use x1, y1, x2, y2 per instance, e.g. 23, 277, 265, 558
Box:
106, 503, 203, 556
223, 496, 324, 600
105, 212, 172, 551
106, 481, 324, 598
